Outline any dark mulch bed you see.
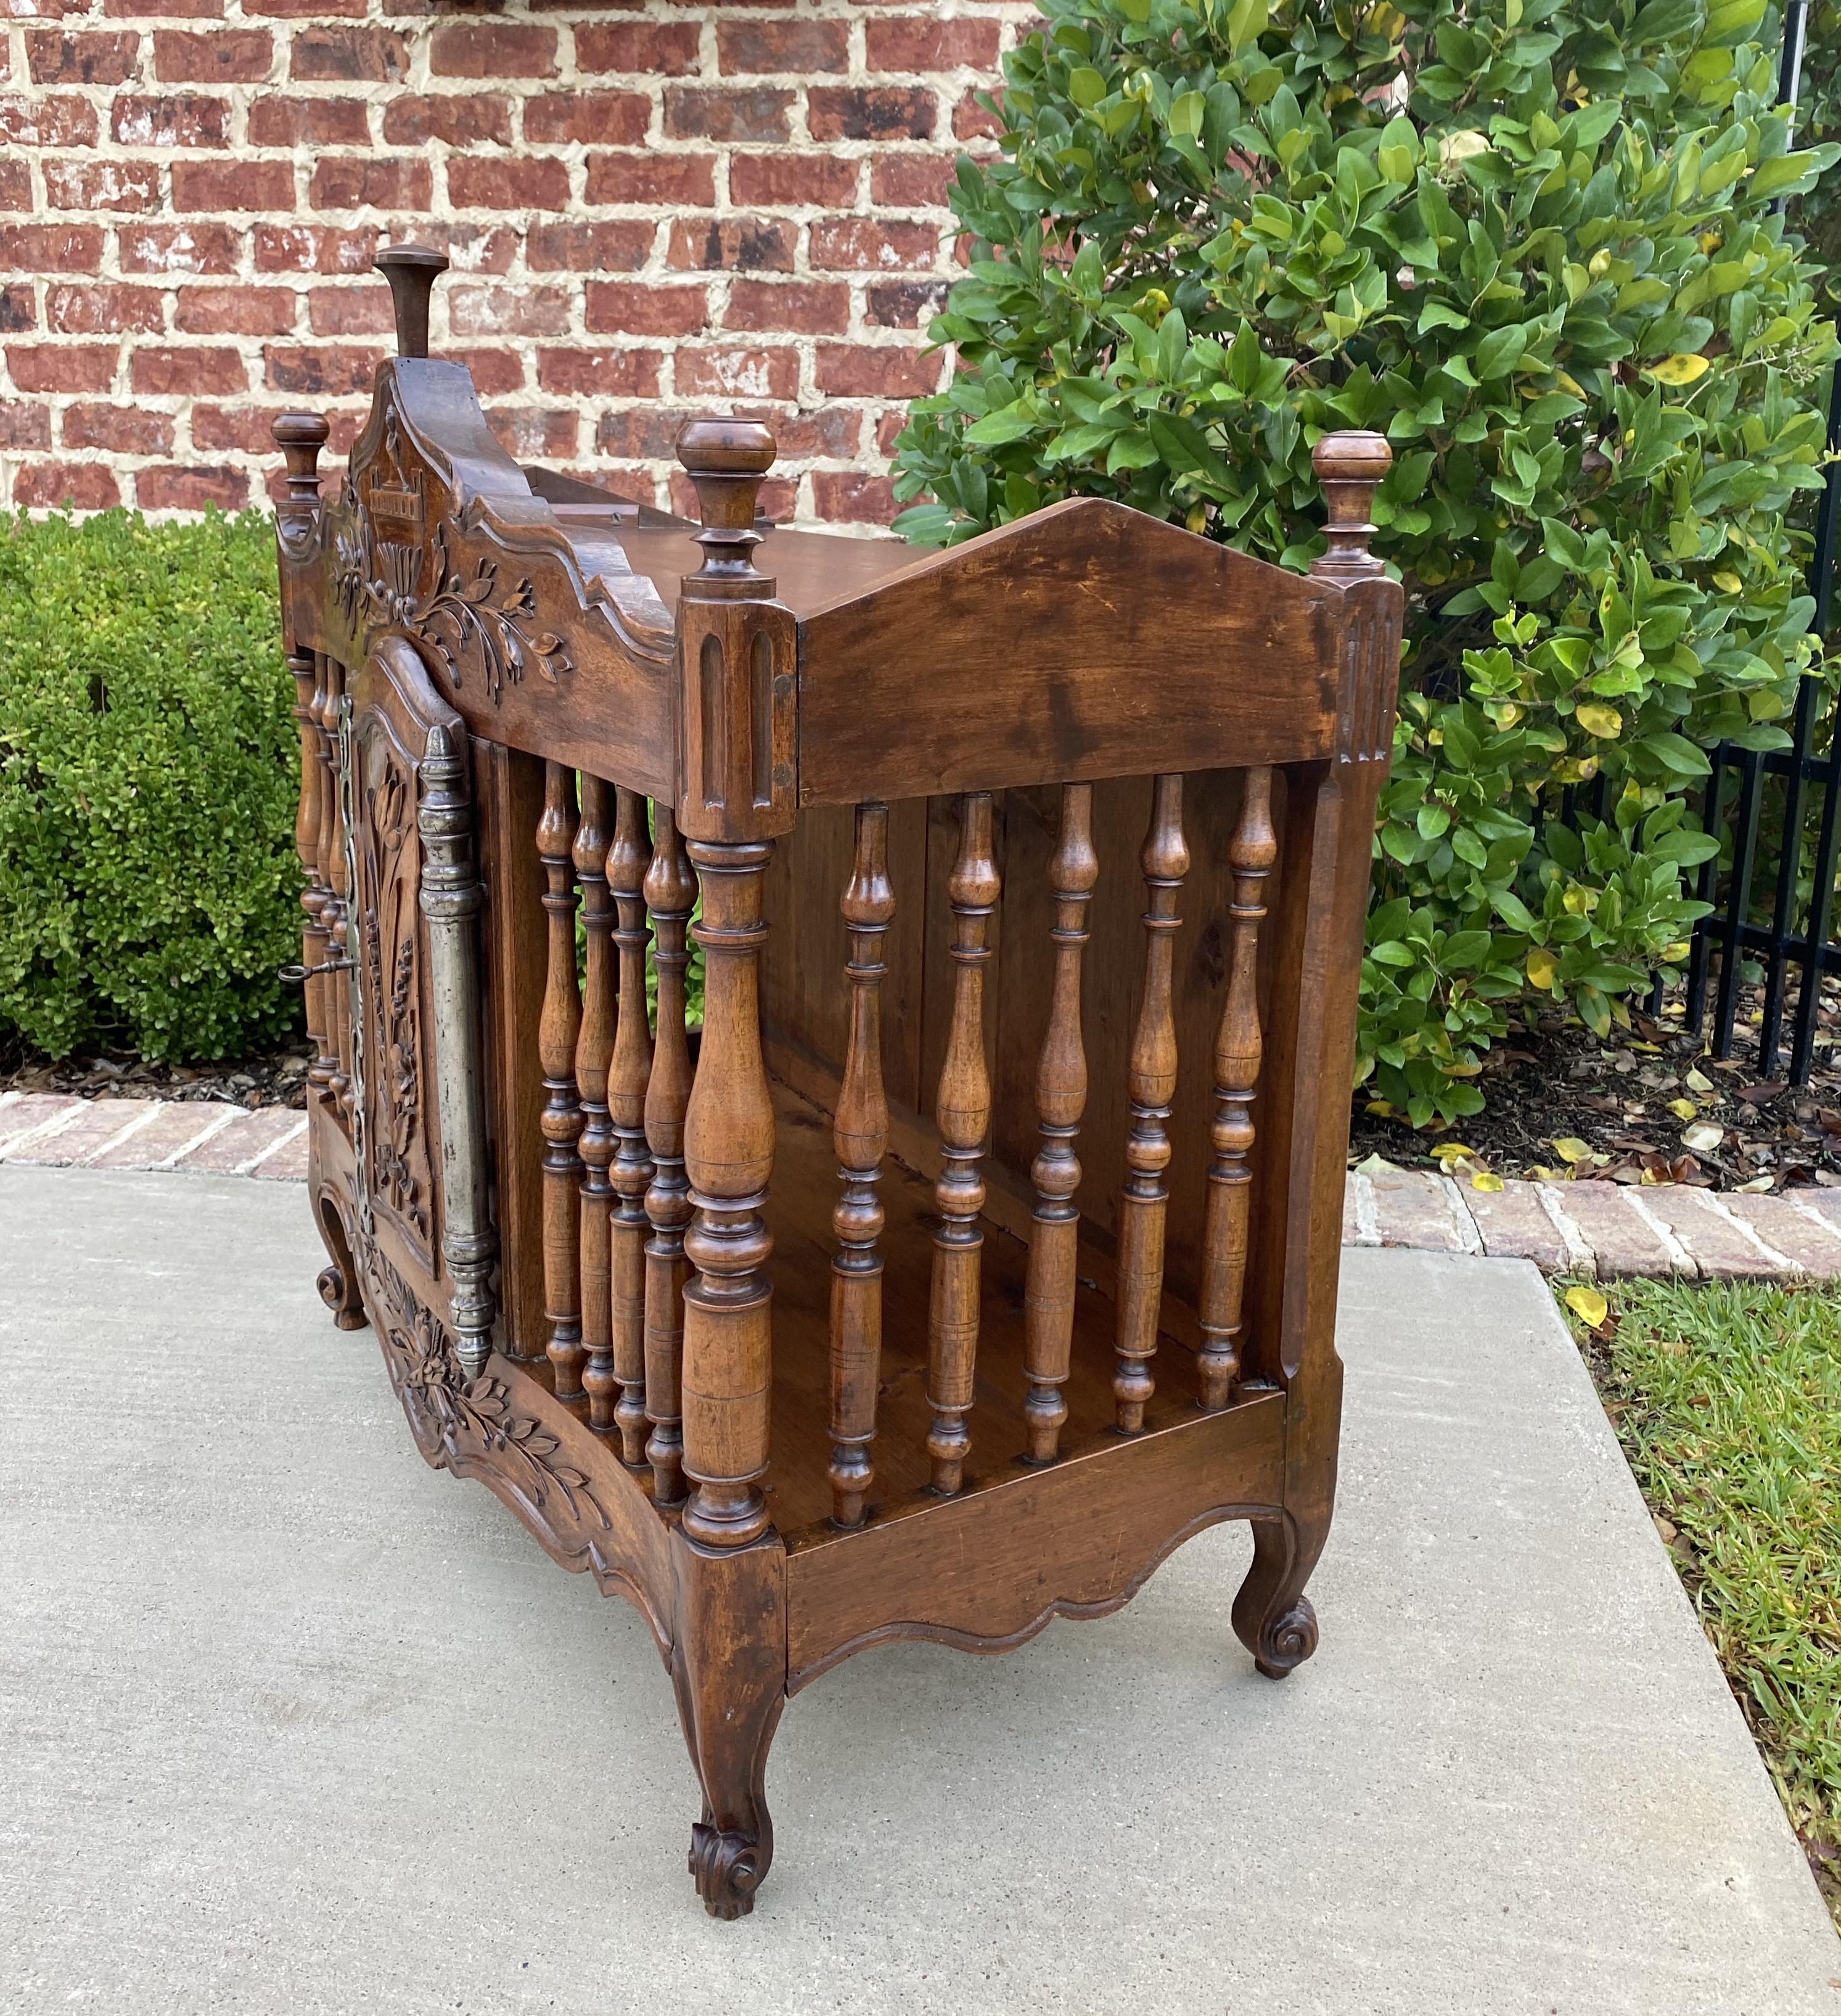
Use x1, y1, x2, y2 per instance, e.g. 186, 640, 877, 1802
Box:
10, 977, 1841, 1191
1349, 977, 1841, 1192
0, 1037, 312, 1112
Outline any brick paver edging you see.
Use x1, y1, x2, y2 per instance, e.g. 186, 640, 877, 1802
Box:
1344, 1157, 1841, 1281
0, 1090, 306, 1179
10, 1088, 1841, 1282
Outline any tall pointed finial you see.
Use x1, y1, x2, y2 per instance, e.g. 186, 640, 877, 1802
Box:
1310, 431, 1391, 581
676, 419, 777, 593
374, 243, 449, 361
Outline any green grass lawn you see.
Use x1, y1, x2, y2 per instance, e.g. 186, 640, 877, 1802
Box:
1561, 1277, 1840, 1926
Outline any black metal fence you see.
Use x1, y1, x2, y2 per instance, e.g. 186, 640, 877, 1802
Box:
1673, 1, 1841, 1082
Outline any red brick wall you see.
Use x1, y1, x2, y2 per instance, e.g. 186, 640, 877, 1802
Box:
0, 1, 1019, 527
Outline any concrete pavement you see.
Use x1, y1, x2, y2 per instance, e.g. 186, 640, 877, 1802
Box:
2, 1165, 1836, 2014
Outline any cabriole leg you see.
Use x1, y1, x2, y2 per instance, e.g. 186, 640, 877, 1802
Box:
1231, 1509, 1326, 1679
670, 1531, 787, 1919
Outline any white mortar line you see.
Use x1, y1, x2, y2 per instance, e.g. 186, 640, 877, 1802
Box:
0, 1102, 89, 1160
147, 1102, 244, 1171
1695, 1190, 1795, 1272
235, 1114, 308, 1176
1786, 1193, 1841, 1261
1351, 1170, 1380, 1247
1438, 1174, 1484, 1256
1622, 1188, 1699, 1277
71, 1102, 167, 1166
1535, 1182, 1596, 1277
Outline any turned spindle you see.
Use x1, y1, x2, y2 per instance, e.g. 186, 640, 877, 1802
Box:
608, 787, 655, 1465
575, 774, 618, 1435
1022, 785, 1098, 1465
679, 836, 776, 1548
274, 412, 331, 1086
538, 761, 586, 1403
374, 242, 449, 361
1113, 774, 1189, 1433
926, 792, 999, 1496
1197, 768, 1277, 1409
828, 802, 895, 1526
644, 805, 697, 1507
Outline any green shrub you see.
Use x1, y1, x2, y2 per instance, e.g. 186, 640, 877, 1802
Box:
0, 509, 301, 1063
893, 0, 1840, 1126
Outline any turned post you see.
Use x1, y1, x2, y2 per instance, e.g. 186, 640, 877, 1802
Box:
1197, 768, 1277, 1408
927, 792, 999, 1496
274, 413, 330, 1102
829, 801, 894, 1526
538, 761, 586, 1402
674, 419, 796, 1551
374, 242, 449, 361
607, 787, 655, 1465
1311, 430, 1397, 762
575, 774, 618, 1435
644, 804, 698, 1507
1113, 774, 1188, 1433
1022, 785, 1098, 1464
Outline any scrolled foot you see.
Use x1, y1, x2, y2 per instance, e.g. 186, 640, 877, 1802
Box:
1252, 1594, 1319, 1679
316, 1263, 368, 1330
1232, 1511, 1327, 1680
689, 1820, 766, 1920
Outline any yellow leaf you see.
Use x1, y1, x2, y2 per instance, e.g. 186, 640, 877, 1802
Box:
1186, 502, 1208, 535
1711, 569, 1742, 594
1527, 945, 1559, 989
1685, 1066, 1714, 1092
1575, 702, 1623, 739
1365, 1098, 1395, 1117
1667, 1097, 1697, 1120
1470, 1170, 1505, 1192
1552, 1137, 1593, 1163
1647, 352, 1712, 385
1565, 1284, 1609, 1327
1528, 1164, 1565, 1181
1429, 1141, 1477, 1161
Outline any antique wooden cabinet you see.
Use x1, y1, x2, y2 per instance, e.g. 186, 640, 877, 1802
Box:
273, 245, 1403, 1918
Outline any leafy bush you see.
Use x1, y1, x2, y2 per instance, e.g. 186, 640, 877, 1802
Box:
893, 0, 1840, 1125
0, 510, 301, 1063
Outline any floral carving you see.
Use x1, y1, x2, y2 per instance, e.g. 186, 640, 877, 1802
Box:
395, 521, 573, 706
359, 1229, 615, 1546
355, 736, 431, 1255
330, 393, 575, 707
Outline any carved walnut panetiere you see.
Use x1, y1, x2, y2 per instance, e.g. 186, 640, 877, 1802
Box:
274, 245, 1403, 1918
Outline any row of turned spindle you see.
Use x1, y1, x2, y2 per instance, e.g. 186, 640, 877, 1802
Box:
289, 648, 356, 1121
531, 766, 1278, 1535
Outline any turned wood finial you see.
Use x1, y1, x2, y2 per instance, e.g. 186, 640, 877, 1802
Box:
1310, 430, 1391, 581
677, 419, 777, 591
374, 242, 449, 361
272, 411, 328, 501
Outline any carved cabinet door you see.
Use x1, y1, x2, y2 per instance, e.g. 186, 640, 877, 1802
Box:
343, 631, 498, 1388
